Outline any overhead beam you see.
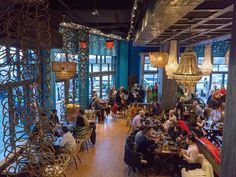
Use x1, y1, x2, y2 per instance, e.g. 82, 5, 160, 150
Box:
163, 4, 233, 42
180, 22, 232, 43
192, 34, 231, 46
134, 0, 204, 46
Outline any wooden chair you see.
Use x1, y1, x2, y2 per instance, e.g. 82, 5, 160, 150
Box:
75, 139, 84, 163
41, 154, 70, 177
84, 129, 93, 152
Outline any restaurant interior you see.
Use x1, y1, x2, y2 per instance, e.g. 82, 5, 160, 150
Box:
0, 0, 235, 177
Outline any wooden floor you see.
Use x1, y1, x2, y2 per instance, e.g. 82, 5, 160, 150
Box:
65, 117, 170, 177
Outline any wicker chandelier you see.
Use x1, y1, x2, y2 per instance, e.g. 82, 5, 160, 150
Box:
149, 52, 169, 68
172, 48, 202, 88
52, 61, 77, 81
200, 44, 212, 75
165, 40, 179, 79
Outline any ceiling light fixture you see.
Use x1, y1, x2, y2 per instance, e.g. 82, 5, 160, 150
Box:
127, 0, 138, 40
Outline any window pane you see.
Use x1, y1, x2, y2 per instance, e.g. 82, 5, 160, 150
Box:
89, 55, 96, 64
212, 65, 219, 71
144, 74, 158, 87
109, 75, 115, 87
198, 57, 204, 65
102, 76, 109, 99
219, 65, 228, 72
106, 56, 112, 63
213, 57, 225, 64
93, 64, 100, 72
93, 77, 100, 98
224, 74, 228, 88
101, 64, 108, 72
144, 56, 150, 63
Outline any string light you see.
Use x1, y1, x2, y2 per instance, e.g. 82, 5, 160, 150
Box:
127, 0, 138, 40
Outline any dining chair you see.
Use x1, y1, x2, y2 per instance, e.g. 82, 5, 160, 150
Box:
41, 154, 70, 177
75, 138, 84, 163
84, 129, 93, 152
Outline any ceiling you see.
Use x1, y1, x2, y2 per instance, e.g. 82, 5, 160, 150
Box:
134, 0, 235, 46
48, 0, 149, 38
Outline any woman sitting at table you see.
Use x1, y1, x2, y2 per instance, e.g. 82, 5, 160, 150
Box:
60, 126, 77, 152
73, 110, 88, 138
180, 135, 200, 169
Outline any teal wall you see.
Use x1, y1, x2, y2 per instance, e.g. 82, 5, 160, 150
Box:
117, 41, 129, 88
128, 42, 158, 82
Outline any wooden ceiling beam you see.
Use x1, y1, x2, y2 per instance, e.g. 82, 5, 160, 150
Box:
163, 4, 233, 42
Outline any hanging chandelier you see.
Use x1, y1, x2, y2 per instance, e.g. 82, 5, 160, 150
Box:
149, 52, 169, 68
52, 61, 77, 81
225, 50, 230, 66
172, 48, 202, 88
165, 40, 179, 79
200, 44, 212, 75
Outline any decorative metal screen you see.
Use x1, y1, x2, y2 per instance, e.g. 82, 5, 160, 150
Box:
0, 0, 55, 176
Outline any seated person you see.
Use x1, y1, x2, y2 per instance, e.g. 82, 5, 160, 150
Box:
132, 110, 145, 128
152, 102, 161, 115
135, 127, 157, 166
92, 93, 107, 121
73, 109, 89, 138
169, 109, 177, 123
180, 135, 200, 170
190, 115, 205, 138
177, 130, 188, 149
169, 124, 181, 141
50, 109, 59, 126
129, 102, 139, 118
192, 101, 204, 118
60, 126, 77, 152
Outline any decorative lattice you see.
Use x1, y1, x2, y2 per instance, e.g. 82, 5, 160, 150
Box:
77, 27, 89, 109
0, 0, 55, 176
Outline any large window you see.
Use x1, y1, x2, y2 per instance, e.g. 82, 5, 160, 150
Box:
142, 55, 159, 88
89, 55, 116, 99
196, 56, 228, 100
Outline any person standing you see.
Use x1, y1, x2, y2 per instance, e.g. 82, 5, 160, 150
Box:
176, 97, 185, 119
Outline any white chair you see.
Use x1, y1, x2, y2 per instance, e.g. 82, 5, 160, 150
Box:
181, 154, 214, 177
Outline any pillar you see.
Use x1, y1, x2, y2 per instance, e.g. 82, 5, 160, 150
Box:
221, 1, 236, 176
40, 50, 53, 114
77, 27, 89, 109
159, 44, 177, 110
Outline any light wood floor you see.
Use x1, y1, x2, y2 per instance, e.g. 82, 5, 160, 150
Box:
65, 117, 170, 177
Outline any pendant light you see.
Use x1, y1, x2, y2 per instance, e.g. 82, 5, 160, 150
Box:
165, 40, 179, 79
200, 44, 212, 75
149, 52, 169, 68
172, 48, 202, 88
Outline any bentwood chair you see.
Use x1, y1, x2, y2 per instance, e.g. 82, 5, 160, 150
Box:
84, 128, 93, 152
41, 154, 70, 177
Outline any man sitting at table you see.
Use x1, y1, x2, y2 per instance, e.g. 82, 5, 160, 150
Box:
135, 127, 157, 166
60, 126, 77, 152
132, 110, 145, 128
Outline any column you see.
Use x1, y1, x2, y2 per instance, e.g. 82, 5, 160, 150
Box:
40, 50, 53, 114
221, 1, 236, 176
77, 27, 89, 109
159, 43, 177, 110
